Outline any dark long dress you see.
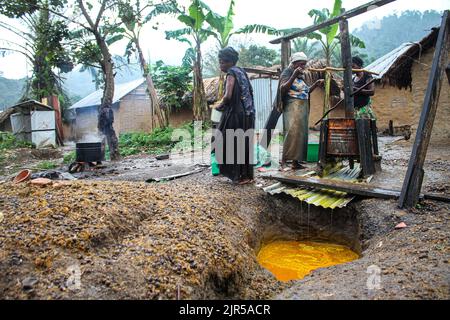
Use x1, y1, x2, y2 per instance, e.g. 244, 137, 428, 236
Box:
215, 67, 255, 183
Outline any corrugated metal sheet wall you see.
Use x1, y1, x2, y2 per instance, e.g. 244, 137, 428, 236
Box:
251, 78, 283, 132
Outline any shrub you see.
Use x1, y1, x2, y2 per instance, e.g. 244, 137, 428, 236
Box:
36, 160, 58, 170
0, 131, 33, 150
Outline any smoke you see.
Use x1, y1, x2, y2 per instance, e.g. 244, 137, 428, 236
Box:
78, 133, 103, 143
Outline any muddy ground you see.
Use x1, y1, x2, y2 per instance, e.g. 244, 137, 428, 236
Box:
0, 136, 448, 300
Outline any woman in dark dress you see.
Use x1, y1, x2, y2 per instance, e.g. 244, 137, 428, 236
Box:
214, 47, 255, 185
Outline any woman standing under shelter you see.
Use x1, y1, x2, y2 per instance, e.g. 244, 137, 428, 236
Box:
278, 52, 324, 170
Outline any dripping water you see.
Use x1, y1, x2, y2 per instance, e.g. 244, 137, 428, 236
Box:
307, 203, 310, 239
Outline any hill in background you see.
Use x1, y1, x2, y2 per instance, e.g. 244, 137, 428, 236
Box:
353, 10, 442, 63
0, 77, 26, 111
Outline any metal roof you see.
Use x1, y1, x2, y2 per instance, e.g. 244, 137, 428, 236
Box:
263, 165, 372, 209
69, 78, 146, 110
366, 43, 419, 80
10, 100, 53, 111
366, 27, 439, 82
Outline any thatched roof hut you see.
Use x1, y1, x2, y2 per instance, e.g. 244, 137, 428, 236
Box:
367, 28, 439, 90
366, 27, 450, 142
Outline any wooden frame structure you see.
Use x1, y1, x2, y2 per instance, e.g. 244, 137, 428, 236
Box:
268, 1, 395, 177
266, 1, 449, 208
398, 10, 450, 208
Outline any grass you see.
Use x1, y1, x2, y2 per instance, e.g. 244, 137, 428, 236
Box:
118, 121, 211, 157
63, 151, 76, 164
35, 160, 59, 170
0, 131, 33, 150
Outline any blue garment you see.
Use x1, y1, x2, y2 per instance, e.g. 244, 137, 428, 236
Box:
228, 66, 255, 115
287, 77, 310, 100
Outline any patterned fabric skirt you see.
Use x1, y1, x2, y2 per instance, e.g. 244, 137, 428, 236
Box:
282, 98, 309, 162
355, 99, 377, 120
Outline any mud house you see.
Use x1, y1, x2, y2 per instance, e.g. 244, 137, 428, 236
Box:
366, 27, 450, 143
65, 78, 193, 141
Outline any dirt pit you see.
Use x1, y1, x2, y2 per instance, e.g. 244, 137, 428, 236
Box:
0, 169, 448, 300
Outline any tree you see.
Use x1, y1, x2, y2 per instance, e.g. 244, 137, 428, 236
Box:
238, 45, 279, 68
306, 0, 365, 114
117, 0, 177, 128
292, 38, 320, 59
152, 60, 192, 118
71, 0, 121, 160
204, 0, 285, 97
165, 0, 215, 121
0, 0, 73, 105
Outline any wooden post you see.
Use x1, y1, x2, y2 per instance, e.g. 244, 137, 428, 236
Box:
339, 18, 355, 118
319, 119, 329, 166
399, 10, 450, 208
388, 120, 394, 136
371, 120, 379, 155
446, 63, 450, 84
356, 119, 375, 177
281, 39, 291, 71
45, 95, 64, 146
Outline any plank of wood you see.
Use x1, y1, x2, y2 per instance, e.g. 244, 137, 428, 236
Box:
146, 168, 203, 182
308, 67, 379, 75
399, 10, 450, 208
272, 174, 401, 199
356, 119, 376, 176
268, 173, 450, 203
319, 119, 329, 165
270, 0, 397, 44
446, 63, 450, 84
260, 106, 282, 149
281, 40, 291, 70
243, 67, 280, 78
371, 120, 379, 155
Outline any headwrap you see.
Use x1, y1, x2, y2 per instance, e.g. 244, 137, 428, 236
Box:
218, 47, 239, 64
290, 52, 309, 63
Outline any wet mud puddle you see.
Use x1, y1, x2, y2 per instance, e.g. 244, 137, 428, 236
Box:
257, 240, 359, 282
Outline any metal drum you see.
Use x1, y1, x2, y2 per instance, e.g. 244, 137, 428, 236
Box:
75, 142, 104, 163
326, 119, 359, 157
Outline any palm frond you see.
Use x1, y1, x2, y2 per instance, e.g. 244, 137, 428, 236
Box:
165, 28, 192, 40
144, 1, 180, 23
234, 24, 282, 36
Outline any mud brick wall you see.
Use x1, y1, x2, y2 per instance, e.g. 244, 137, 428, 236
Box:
117, 83, 153, 133
372, 49, 450, 144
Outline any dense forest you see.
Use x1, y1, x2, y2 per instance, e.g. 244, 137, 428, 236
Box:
353, 10, 442, 63
0, 10, 443, 111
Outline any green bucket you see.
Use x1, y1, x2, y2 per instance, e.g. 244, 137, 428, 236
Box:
211, 153, 220, 176
307, 142, 319, 162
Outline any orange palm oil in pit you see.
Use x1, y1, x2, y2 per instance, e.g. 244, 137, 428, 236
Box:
257, 240, 359, 282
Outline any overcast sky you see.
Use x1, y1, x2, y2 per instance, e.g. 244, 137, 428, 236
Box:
0, 0, 448, 79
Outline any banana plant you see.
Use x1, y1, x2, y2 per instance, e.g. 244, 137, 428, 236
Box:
115, 0, 180, 128
306, 0, 365, 115
204, 0, 286, 98
165, 0, 216, 121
